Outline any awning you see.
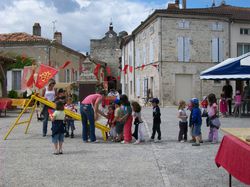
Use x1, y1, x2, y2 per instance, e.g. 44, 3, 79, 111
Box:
200, 52, 250, 80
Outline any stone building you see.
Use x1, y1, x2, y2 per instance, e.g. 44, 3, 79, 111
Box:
0, 23, 85, 94
90, 23, 127, 89
120, 2, 250, 105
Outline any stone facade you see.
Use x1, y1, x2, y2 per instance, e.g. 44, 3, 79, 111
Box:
121, 4, 250, 105
90, 23, 127, 89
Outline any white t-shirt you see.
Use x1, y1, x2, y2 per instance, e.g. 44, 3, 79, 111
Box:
53, 110, 65, 120
178, 109, 187, 122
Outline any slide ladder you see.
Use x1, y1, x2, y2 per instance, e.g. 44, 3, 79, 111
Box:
4, 94, 110, 140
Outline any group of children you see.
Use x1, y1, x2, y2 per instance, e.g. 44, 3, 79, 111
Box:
104, 95, 161, 144
177, 93, 221, 146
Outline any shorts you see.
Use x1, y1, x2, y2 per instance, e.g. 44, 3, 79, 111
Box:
192, 125, 201, 136
52, 133, 64, 144
115, 122, 124, 134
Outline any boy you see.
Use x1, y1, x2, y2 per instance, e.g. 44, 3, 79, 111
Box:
150, 98, 161, 142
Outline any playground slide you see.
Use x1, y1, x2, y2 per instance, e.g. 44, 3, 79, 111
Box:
33, 95, 110, 136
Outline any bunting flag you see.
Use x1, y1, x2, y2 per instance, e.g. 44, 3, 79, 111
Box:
129, 66, 133, 73
59, 61, 71, 69
106, 66, 111, 75
152, 64, 158, 68
117, 76, 121, 81
93, 63, 101, 80
123, 64, 128, 74
141, 64, 145, 70
100, 72, 104, 78
35, 64, 58, 89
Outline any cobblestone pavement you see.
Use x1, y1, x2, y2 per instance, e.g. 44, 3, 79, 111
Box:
0, 107, 249, 187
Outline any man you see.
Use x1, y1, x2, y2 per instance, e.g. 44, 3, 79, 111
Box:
222, 80, 233, 115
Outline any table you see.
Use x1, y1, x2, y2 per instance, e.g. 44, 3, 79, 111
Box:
215, 134, 250, 186
0, 98, 12, 116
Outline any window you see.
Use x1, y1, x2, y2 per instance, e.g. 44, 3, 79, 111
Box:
237, 43, 250, 56
143, 78, 148, 97
12, 70, 22, 90
214, 80, 221, 84
177, 37, 190, 62
130, 81, 132, 95
66, 69, 70, 83
212, 22, 223, 31
75, 71, 78, 81
240, 28, 250, 35
136, 78, 140, 97
178, 19, 189, 29
143, 44, 146, 64
212, 38, 224, 63
136, 49, 140, 67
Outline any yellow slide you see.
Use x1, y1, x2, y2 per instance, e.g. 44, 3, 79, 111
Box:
4, 94, 110, 141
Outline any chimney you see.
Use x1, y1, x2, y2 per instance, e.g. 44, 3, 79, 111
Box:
54, 31, 62, 44
175, 0, 180, 5
182, 0, 186, 9
33, 23, 41, 36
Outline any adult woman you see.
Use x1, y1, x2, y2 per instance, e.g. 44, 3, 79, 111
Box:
80, 90, 106, 142
41, 79, 56, 137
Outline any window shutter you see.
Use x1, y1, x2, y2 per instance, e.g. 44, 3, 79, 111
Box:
143, 44, 146, 64
136, 78, 140, 97
7, 71, 12, 91
184, 37, 190, 62
212, 23, 217, 31
150, 39, 154, 63
219, 38, 224, 62
178, 37, 184, 62
212, 38, 219, 63
184, 21, 189, 29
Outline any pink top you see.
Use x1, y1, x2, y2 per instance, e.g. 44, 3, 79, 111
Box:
81, 94, 102, 105
234, 95, 242, 105
208, 103, 217, 117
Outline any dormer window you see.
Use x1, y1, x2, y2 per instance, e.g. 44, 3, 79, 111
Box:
178, 19, 189, 29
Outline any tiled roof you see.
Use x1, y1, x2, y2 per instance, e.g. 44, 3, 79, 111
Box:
0, 32, 49, 42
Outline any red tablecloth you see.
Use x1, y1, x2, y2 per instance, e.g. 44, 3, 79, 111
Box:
0, 98, 12, 110
215, 135, 250, 185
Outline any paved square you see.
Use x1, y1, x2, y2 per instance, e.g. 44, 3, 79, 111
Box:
0, 107, 249, 187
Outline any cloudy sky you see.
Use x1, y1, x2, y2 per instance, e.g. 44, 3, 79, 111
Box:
0, 0, 249, 53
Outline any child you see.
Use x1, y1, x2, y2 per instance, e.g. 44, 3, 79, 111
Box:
114, 99, 124, 142
219, 92, 227, 117
150, 98, 161, 142
190, 98, 202, 146
50, 101, 65, 155
178, 100, 188, 142
131, 101, 144, 144
106, 105, 115, 140
207, 93, 220, 144
120, 94, 133, 144
233, 90, 242, 117
64, 97, 77, 138
201, 96, 208, 117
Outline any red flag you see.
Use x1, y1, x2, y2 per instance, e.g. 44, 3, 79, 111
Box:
35, 64, 58, 89
141, 64, 145, 70
100, 72, 104, 78
93, 63, 101, 80
117, 76, 120, 80
26, 69, 35, 88
106, 66, 111, 75
123, 64, 128, 74
129, 66, 133, 73
59, 61, 71, 69
22, 66, 34, 90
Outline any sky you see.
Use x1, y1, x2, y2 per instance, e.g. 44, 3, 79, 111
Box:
0, 0, 249, 54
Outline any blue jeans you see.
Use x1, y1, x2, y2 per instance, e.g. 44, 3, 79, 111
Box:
42, 106, 49, 136
80, 104, 96, 142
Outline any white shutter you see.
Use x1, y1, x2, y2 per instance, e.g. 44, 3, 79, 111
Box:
136, 78, 140, 97
184, 37, 190, 62
7, 71, 12, 91
218, 23, 223, 31
150, 39, 154, 63
136, 49, 139, 67
219, 38, 224, 62
184, 21, 189, 29
212, 38, 219, 63
143, 44, 146, 64
212, 23, 217, 31
178, 37, 184, 62
178, 21, 184, 28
